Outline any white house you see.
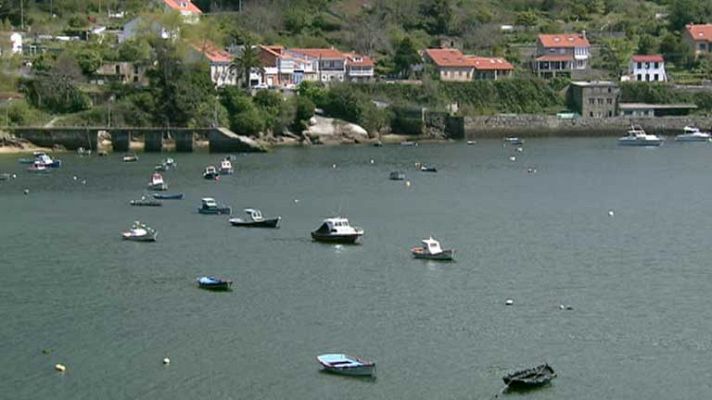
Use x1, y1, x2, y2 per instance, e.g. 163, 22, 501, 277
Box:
162, 0, 202, 24
627, 54, 667, 82
0, 32, 22, 56
190, 42, 236, 87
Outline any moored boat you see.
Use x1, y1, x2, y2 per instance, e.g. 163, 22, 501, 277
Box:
219, 159, 234, 175
154, 163, 167, 172
153, 193, 184, 200
618, 125, 663, 146
77, 147, 92, 156
400, 141, 418, 147
31, 152, 62, 168
316, 354, 375, 377
675, 126, 711, 142
164, 157, 176, 168
147, 173, 167, 191
130, 197, 162, 207
123, 153, 139, 162
419, 164, 437, 172
503, 364, 556, 390
311, 217, 364, 244
197, 276, 232, 291
121, 221, 157, 242
198, 197, 231, 215
203, 166, 219, 180
389, 171, 406, 181
27, 161, 49, 173
228, 209, 281, 228
505, 137, 523, 145
411, 237, 454, 261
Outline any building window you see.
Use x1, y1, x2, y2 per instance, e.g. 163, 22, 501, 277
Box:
654, 62, 659, 69
598, 98, 603, 105
607, 98, 612, 105
588, 98, 595, 105
637, 62, 642, 69
589, 112, 593, 117
646, 74, 650, 81
654, 74, 659, 81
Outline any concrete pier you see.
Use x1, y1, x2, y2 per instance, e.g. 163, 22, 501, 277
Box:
112, 131, 130, 152
174, 131, 194, 152
144, 131, 163, 152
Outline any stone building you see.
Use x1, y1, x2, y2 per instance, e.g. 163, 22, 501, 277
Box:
568, 81, 619, 118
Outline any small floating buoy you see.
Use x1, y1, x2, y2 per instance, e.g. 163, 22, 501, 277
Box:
72, 176, 77, 181
294, 199, 299, 203
81, 180, 86, 185
505, 299, 514, 306
608, 210, 615, 217
23, 189, 29, 195
405, 180, 411, 187
54, 363, 66, 372
509, 156, 516, 161
560, 304, 573, 310
369, 159, 374, 164
11, 173, 17, 179
163, 357, 170, 365
516, 147, 523, 152
332, 164, 336, 169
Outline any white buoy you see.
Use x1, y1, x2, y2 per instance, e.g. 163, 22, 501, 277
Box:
369, 159, 374, 164
559, 304, 565, 310
81, 180, 86, 185
294, 199, 299, 203
23, 189, 29, 195
332, 164, 336, 169
11, 173, 17, 179
608, 210, 615, 217
54, 363, 66, 372
73, 176, 77, 180
516, 147, 523, 152
509, 156, 516, 161
163, 357, 170, 365
505, 299, 514, 306
405, 180, 411, 187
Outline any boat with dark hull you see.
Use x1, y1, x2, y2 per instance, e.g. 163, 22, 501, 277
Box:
229, 209, 281, 228
147, 173, 167, 191
317, 354, 375, 377
311, 217, 364, 244
153, 193, 184, 200
203, 166, 219, 180
121, 221, 157, 242
198, 198, 231, 215
197, 276, 232, 291
411, 237, 454, 261
503, 364, 556, 390
130, 198, 162, 207
122, 153, 139, 162
389, 171, 406, 181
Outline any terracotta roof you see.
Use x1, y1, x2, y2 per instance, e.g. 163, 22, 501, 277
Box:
632, 54, 664, 63
290, 48, 344, 59
163, 0, 202, 14
424, 48, 474, 68
468, 56, 513, 71
259, 45, 282, 57
344, 52, 374, 67
538, 34, 589, 48
192, 42, 231, 63
686, 24, 712, 41
536, 54, 574, 62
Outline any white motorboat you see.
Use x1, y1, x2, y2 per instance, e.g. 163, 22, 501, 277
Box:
203, 166, 219, 180
147, 173, 167, 191
122, 153, 139, 162
311, 217, 364, 244
229, 208, 281, 228
618, 125, 663, 146
219, 159, 234, 175
317, 354, 375, 377
34, 152, 62, 168
27, 160, 49, 173
411, 237, 454, 261
121, 221, 157, 242
675, 126, 711, 142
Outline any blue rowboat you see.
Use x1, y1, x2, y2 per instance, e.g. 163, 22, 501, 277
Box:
153, 193, 184, 200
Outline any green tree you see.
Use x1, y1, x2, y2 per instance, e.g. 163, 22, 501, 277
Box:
393, 37, 421, 78
600, 38, 635, 78
231, 106, 265, 135
660, 33, 693, 67
74, 48, 103, 75
637, 35, 658, 55
229, 38, 264, 89
292, 95, 315, 133
419, 0, 451, 35
515, 10, 538, 29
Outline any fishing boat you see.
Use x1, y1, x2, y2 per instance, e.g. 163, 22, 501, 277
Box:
123, 153, 139, 162
203, 166, 219, 180
219, 159, 234, 175
504, 137, 523, 145
618, 125, 663, 146
389, 171, 406, 181
400, 141, 418, 147
316, 354, 376, 377
411, 237, 454, 261
147, 173, 167, 191
198, 197, 231, 215
229, 209, 281, 228
197, 276, 233, 291
503, 364, 556, 390
33, 152, 62, 168
675, 126, 711, 142
121, 221, 157, 242
77, 147, 92, 156
419, 164, 437, 173
164, 158, 177, 168
0, 173, 11, 181
130, 197, 162, 207
466, 140, 476, 145
311, 217, 364, 244
154, 163, 167, 172
153, 193, 184, 200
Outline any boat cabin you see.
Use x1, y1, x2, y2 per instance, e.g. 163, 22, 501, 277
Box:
244, 208, 264, 221
202, 197, 218, 208
421, 237, 444, 255
315, 217, 356, 234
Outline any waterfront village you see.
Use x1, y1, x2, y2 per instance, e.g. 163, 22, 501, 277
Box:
0, 0, 711, 150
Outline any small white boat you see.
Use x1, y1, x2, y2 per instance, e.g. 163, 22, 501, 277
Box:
33, 152, 62, 168
411, 237, 454, 261
504, 137, 523, 145
675, 126, 711, 142
121, 221, 157, 242
164, 158, 176, 168
27, 160, 49, 173
317, 354, 375, 377
147, 173, 167, 191
203, 166, 219, 180
229, 208, 281, 228
123, 153, 139, 162
618, 125, 663, 146
311, 217, 364, 244
219, 159, 234, 175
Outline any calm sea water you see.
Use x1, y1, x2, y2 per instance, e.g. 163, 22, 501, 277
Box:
2, 139, 712, 399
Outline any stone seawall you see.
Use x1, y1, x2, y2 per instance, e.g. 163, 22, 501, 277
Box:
465, 116, 712, 138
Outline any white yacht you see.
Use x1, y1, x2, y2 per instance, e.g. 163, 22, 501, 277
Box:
675, 126, 711, 142
618, 125, 663, 147
311, 217, 364, 244
121, 221, 157, 242
219, 159, 234, 175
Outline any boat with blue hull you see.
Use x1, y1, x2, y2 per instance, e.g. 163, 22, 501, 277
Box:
197, 276, 232, 291
153, 193, 184, 200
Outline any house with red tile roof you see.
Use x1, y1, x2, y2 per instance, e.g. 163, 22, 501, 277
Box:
344, 52, 375, 82
189, 42, 236, 87
163, 0, 202, 23
533, 32, 590, 78
626, 55, 666, 82
423, 49, 513, 81
684, 24, 712, 57
290, 48, 347, 83
257, 47, 373, 86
